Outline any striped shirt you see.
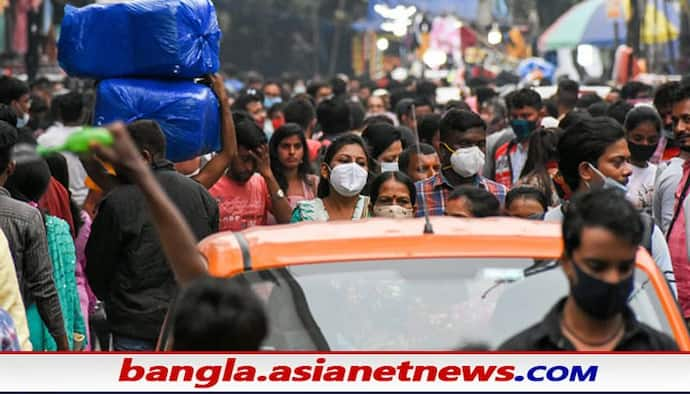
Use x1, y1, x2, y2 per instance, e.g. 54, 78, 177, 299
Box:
415, 173, 508, 217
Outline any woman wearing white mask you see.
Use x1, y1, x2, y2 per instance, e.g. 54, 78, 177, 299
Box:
291, 134, 371, 222
415, 109, 508, 217
369, 172, 416, 219
361, 122, 404, 174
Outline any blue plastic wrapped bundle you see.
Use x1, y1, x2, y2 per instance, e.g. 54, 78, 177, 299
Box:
59, 0, 221, 79
94, 79, 221, 162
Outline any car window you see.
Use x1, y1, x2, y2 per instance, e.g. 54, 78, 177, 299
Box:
236, 258, 676, 350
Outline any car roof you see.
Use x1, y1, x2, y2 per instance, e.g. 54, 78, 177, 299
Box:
197, 217, 690, 350
201, 217, 565, 278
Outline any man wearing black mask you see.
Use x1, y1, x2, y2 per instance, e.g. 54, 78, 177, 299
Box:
500, 189, 677, 351
651, 82, 680, 163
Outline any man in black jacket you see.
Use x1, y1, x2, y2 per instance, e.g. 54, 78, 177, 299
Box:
86, 120, 219, 351
500, 189, 677, 351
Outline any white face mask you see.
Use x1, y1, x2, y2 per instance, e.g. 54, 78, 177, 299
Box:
587, 163, 628, 193
328, 162, 368, 197
380, 161, 399, 173
373, 204, 414, 219
445, 144, 485, 178
16, 113, 29, 128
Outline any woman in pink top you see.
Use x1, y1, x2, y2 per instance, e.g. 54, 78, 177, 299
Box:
269, 123, 319, 210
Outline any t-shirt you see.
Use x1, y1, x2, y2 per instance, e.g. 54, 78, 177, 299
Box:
209, 174, 271, 232
627, 163, 657, 216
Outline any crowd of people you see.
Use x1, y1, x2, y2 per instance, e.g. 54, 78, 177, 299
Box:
0, 68, 687, 352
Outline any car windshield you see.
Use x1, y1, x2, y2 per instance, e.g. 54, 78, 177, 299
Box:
234, 258, 675, 350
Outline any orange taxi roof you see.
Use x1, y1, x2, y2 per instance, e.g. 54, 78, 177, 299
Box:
200, 217, 564, 278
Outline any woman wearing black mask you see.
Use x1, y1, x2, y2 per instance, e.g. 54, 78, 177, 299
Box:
624, 105, 662, 215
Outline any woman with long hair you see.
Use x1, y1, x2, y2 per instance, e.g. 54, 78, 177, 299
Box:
268, 123, 318, 210
517, 127, 567, 206
291, 134, 371, 222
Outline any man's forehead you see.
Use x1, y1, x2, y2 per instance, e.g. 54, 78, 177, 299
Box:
672, 99, 690, 115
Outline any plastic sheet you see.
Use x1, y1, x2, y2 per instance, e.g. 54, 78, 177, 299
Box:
94, 79, 221, 162
59, 0, 221, 79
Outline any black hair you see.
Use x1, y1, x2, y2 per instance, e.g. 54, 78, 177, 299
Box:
53, 92, 84, 124
172, 277, 267, 351
416, 80, 437, 98
520, 127, 563, 202
447, 186, 500, 218
0, 104, 17, 128
654, 81, 680, 109
6, 156, 51, 203
349, 101, 366, 130
330, 77, 347, 97
236, 118, 267, 150
396, 126, 416, 148
542, 98, 559, 118
506, 186, 548, 212
395, 98, 415, 120
576, 93, 603, 109
476, 87, 497, 106
317, 133, 370, 198
557, 79, 580, 95
316, 97, 351, 136
587, 101, 610, 117
399, 143, 436, 178
440, 109, 485, 142
672, 84, 690, 105
0, 121, 17, 174
283, 98, 315, 131
269, 123, 313, 191
444, 100, 471, 112
620, 81, 652, 100
624, 105, 661, 135
267, 102, 286, 118
563, 188, 643, 257
558, 117, 625, 191
44, 153, 83, 233
369, 171, 417, 207
127, 120, 167, 159
509, 88, 543, 111
232, 89, 264, 112
307, 81, 329, 98
361, 122, 403, 160
558, 108, 592, 130
0, 76, 29, 105
363, 114, 394, 127
606, 100, 634, 125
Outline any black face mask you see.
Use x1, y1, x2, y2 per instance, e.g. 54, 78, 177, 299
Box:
570, 260, 634, 320
627, 141, 657, 163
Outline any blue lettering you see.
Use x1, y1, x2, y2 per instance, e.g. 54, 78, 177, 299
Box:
546, 366, 568, 382
570, 366, 598, 382
526, 366, 546, 382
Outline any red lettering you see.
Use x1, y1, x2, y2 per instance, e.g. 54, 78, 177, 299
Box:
119, 358, 144, 382
291, 366, 311, 381
412, 366, 438, 381
323, 366, 346, 381
347, 366, 373, 381
373, 366, 396, 381
195, 366, 221, 388
495, 366, 515, 381
145, 366, 167, 382
269, 366, 292, 381
397, 361, 413, 381
438, 366, 461, 381
169, 365, 193, 381
462, 365, 496, 381
222, 358, 236, 381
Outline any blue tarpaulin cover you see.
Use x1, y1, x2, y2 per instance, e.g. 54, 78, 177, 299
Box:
59, 0, 221, 79
94, 79, 221, 162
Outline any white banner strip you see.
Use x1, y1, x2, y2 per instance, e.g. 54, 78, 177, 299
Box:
1, 353, 689, 392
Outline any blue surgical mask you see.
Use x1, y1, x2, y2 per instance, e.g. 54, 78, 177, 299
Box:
264, 96, 282, 109
588, 163, 628, 193
510, 119, 537, 142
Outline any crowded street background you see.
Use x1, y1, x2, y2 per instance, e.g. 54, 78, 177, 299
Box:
0, 0, 688, 353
